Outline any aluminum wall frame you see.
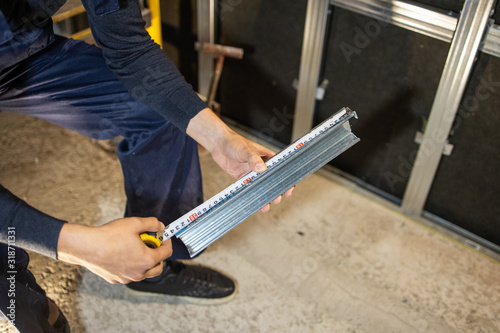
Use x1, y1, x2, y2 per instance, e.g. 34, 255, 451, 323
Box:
197, 0, 216, 97
329, 0, 500, 57
402, 0, 495, 216
197, 0, 500, 259
330, 0, 458, 43
294, 0, 499, 258
292, 0, 331, 140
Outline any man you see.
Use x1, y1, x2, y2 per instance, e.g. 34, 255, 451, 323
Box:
0, 0, 292, 332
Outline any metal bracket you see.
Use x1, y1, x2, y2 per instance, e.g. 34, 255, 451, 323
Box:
292, 78, 329, 101
414, 131, 454, 156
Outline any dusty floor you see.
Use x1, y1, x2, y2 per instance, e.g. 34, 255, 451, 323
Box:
0, 111, 499, 332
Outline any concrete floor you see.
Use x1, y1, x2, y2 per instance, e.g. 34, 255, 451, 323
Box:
1, 111, 499, 332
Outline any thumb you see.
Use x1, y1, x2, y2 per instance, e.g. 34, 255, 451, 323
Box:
249, 153, 267, 173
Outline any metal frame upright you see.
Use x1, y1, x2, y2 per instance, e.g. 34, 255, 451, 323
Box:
401, 0, 495, 216
197, 0, 500, 260
197, 0, 216, 97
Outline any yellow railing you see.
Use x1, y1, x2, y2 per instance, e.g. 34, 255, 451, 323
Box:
53, 0, 163, 49
146, 0, 163, 49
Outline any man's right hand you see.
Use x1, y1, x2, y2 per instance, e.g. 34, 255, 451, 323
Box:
57, 217, 171, 284
187, 108, 295, 213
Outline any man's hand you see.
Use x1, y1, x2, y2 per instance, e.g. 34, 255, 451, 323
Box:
57, 217, 172, 284
187, 108, 294, 212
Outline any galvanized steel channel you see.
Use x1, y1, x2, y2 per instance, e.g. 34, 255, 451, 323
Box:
178, 111, 359, 257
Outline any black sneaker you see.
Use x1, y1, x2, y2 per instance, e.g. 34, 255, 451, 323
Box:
126, 261, 238, 305
52, 310, 70, 333
48, 299, 70, 333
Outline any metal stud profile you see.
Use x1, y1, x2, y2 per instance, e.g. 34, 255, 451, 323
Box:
177, 108, 360, 257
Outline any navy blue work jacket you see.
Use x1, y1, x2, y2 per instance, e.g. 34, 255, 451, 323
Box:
0, 0, 206, 132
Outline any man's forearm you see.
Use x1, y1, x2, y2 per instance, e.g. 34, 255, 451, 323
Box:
0, 185, 66, 259
186, 108, 233, 152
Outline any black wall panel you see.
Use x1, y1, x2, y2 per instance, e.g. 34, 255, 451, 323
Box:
424, 53, 500, 245
415, 1, 500, 26
161, 0, 199, 87
493, 1, 500, 24
218, 0, 307, 145
180, 0, 499, 247
413, 0, 464, 13
316, 8, 449, 200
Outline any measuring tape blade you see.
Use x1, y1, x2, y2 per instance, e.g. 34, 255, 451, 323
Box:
159, 108, 350, 240
176, 108, 359, 256
161, 108, 359, 246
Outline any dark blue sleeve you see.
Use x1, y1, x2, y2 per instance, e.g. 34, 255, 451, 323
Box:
81, 0, 208, 131
0, 185, 66, 259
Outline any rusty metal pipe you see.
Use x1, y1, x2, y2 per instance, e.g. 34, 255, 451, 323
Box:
195, 42, 244, 59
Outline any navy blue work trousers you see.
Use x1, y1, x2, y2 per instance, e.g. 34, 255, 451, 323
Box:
0, 36, 204, 332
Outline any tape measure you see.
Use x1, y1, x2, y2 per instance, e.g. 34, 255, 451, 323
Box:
141, 107, 359, 256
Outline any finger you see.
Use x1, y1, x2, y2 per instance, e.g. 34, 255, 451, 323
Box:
273, 195, 282, 205
248, 153, 267, 173
284, 186, 295, 198
151, 239, 173, 262
261, 203, 271, 213
143, 261, 164, 279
